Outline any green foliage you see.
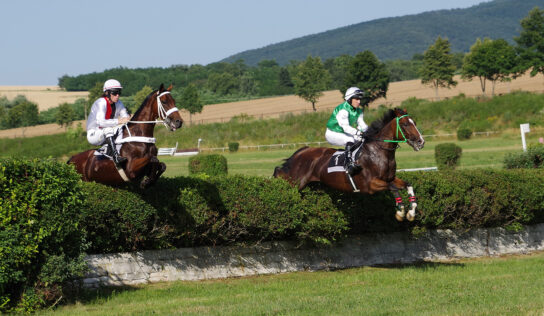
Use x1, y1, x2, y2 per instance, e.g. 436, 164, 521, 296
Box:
400, 170, 544, 230
189, 154, 228, 176
293, 55, 331, 111
131, 85, 154, 113
228, 142, 239, 152
179, 83, 202, 116
421, 37, 458, 100
461, 38, 518, 96
504, 144, 544, 169
435, 143, 462, 170
515, 7, 544, 76
55, 102, 75, 129
4, 97, 39, 129
457, 127, 473, 140
342, 51, 390, 106
0, 158, 87, 312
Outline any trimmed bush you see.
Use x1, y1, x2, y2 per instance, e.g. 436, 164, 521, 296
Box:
228, 142, 239, 152
0, 159, 87, 313
435, 143, 462, 170
189, 154, 228, 176
504, 144, 544, 169
457, 127, 472, 140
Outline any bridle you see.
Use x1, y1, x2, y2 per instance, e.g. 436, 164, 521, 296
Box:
128, 91, 179, 128
383, 114, 409, 144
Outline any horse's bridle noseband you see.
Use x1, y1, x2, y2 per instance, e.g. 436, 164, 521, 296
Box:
383, 114, 409, 144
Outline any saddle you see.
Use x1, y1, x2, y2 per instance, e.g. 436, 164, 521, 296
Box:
327, 143, 363, 174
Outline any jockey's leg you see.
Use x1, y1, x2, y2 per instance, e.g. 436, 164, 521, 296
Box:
344, 140, 362, 175
104, 127, 127, 167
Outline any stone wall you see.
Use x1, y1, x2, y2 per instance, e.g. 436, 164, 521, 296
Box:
83, 223, 544, 287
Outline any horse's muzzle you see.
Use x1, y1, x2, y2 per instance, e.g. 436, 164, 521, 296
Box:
166, 118, 183, 131
409, 138, 425, 151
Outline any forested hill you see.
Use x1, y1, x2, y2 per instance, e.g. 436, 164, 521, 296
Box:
221, 0, 541, 65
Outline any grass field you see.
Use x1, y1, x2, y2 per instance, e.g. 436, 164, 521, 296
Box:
159, 130, 541, 178
39, 251, 544, 315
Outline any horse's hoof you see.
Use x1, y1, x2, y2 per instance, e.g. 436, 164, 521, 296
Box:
395, 211, 405, 222
406, 211, 416, 222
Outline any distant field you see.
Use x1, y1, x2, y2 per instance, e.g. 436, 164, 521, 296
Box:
1, 72, 543, 139
0, 86, 87, 111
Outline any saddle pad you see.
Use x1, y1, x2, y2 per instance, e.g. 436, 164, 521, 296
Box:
327, 144, 363, 173
327, 151, 346, 173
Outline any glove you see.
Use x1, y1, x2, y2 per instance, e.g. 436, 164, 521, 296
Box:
354, 130, 363, 141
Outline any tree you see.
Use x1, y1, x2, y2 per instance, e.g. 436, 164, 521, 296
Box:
461, 38, 518, 96
87, 82, 103, 121
342, 51, 389, 106
293, 55, 331, 111
421, 37, 458, 100
132, 85, 154, 113
6, 100, 39, 136
515, 7, 544, 79
180, 83, 202, 124
55, 102, 75, 130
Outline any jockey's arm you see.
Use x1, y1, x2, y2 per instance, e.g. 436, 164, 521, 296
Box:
95, 106, 121, 128
336, 109, 358, 136
357, 115, 368, 133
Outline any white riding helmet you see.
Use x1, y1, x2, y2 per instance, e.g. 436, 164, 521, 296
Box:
103, 79, 123, 92
344, 87, 364, 101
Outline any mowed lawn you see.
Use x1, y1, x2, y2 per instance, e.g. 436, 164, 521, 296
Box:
42, 252, 544, 315
160, 131, 539, 177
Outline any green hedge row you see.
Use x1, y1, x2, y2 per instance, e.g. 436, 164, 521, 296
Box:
0, 159, 87, 313
3, 158, 544, 311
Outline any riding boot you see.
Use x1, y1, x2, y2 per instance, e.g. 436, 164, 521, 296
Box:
345, 142, 361, 175
106, 136, 127, 167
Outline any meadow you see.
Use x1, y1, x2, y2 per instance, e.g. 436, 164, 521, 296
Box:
159, 129, 540, 177
39, 251, 544, 315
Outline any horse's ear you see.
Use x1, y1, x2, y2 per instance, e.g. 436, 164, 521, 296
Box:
167, 84, 173, 91
159, 83, 165, 92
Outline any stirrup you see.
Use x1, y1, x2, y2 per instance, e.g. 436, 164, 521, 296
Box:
346, 163, 361, 176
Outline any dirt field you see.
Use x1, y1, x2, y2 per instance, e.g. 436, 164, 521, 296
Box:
0, 86, 88, 111
1, 73, 542, 139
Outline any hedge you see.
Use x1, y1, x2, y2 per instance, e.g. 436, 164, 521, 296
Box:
0, 159, 87, 313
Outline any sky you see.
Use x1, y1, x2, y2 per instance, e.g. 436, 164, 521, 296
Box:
1, 0, 489, 86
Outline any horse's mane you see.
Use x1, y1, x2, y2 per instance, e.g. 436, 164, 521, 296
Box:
131, 90, 158, 118
362, 108, 407, 141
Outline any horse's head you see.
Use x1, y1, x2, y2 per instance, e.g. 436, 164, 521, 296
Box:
155, 84, 183, 131
391, 108, 425, 151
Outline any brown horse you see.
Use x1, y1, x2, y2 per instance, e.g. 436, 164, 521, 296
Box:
68, 84, 183, 188
274, 108, 425, 221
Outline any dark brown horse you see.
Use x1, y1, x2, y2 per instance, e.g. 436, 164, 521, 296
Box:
68, 84, 183, 188
274, 108, 425, 221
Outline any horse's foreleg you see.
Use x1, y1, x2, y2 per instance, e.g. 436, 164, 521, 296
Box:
391, 177, 417, 222
140, 157, 164, 189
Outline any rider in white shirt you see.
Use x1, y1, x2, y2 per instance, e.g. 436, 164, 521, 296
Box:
86, 79, 131, 166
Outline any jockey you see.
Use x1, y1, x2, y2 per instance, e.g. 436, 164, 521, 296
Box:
325, 87, 368, 175
86, 79, 131, 166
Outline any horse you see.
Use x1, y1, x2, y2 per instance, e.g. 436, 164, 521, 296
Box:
273, 108, 425, 221
68, 84, 183, 188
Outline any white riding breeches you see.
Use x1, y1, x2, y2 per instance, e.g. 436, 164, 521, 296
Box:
325, 128, 356, 146
87, 127, 120, 146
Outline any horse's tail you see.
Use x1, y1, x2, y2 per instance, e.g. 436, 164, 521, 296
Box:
273, 146, 308, 178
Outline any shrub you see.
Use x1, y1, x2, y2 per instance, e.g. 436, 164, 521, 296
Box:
189, 154, 228, 176
435, 143, 462, 170
0, 159, 87, 313
228, 142, 239, 152
457, 127, 472, 140
504, 144, 544, 169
